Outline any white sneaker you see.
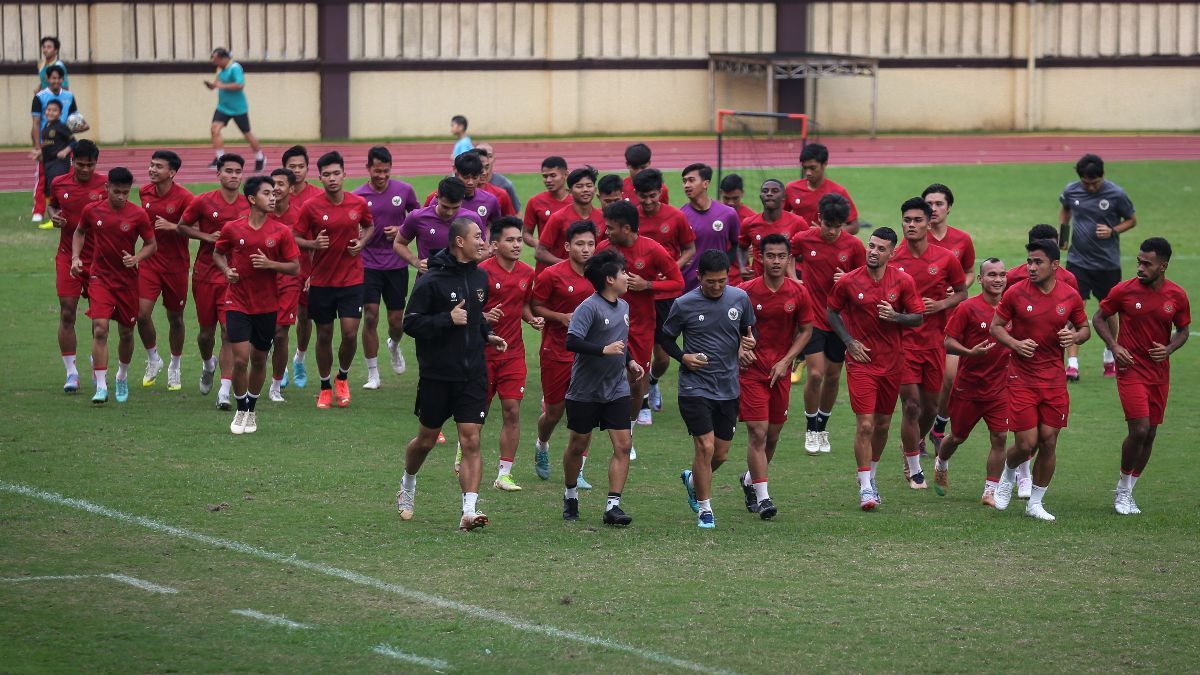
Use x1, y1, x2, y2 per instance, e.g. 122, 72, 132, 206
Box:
1127, 493, 1142, 515
32, 213, 44, 223
629, 446, 637, 461
1025, 502, 1056, 522
818, 430, 831, 453
805, 430, 820, 455
1114, 488, 1131, 515
243, 411, 257, 433
636, 408, 653, 426
396, 486, 415, 520
230, 410, 247, 434
269, 386, 286, 403
994, 475, 1014, 510
388, 338, 406, 374
167, 366, 182, 391
199, 366, 215, 395
363, 372, 381, 390
142, 354, 164, 387
1017, 474, 1033, 499
216, 391, 232, 410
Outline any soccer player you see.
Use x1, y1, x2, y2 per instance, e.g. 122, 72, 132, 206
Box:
32, 100, 75, 200
31, 65, 84, 225
535, 166, 605, 273
47, 140, 104, 392
70, 167, 157, 404
597, 174, 624, 208
282, 145, 324, 207
268, 168, 304, 401
397, 217, 506, 531
621, 143, 670, 204
1008, 225, 1079, 292
1059, 153, 1137, 379
522, 156, 570, 248
137, 150, 194, 391
660, 250, 756, 528
475, 144, 519, 217
213, 176, 300, 433
282, 145, 323, 387
205, 48, 264, 171
826, 227, 924, 510
718, 174, 757, 224
991, 239, 1090, 521
933, 258, 1010, 505
352, 146, 420, 389
38, 35, 69, 92
395, 177, 485, 274
680, 164, 740, 289
423, 151, 501, 227
784, 143, 859, 234
1093, 237, 1190, 515
791, 193, 866, 454
530, 221, 598, 485
479, 217, 543, 491
293, 151, 374, 409
561, 248, 644, 525
177, 154, 248, 408
890, 197, 967, 488
737, 234, 813, 518
738, 179, 807, 282
450, 115, 473, 158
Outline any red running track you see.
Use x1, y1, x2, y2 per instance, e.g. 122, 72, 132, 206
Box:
4, 134, 1199, 194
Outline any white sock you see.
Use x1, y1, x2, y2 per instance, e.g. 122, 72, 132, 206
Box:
498, 459, 513, 476
1129, 473, 1140, 491
1002, 462, 1016, 483
293, 350, 305, 364
984, 479, 998, 494
94, 369, 108, 389
935, 457, 949, 471
1016, 459, 1032, 480
1067, 356, 1079, 369
1103, 348, 1114, 364
564, 486, 578, 499
215, 149, 224, 159
753, 481, 769, 501
204, 357, 217, 371
1030, 484, 1047, 505
606, 494, 621, 510
169, 354, 181, 370
905, 453, 923, 476
1118, 472, 1131, 491
146, 346, 159, 362
462, 491, 478, 514
858, 469, 873, 492
366, 357, 378, 371
62, 354, 78, 376
116, 361, 130, 381
741, 471, 752, 487
870, 460, 879, 479
579, 455, 587, 472
219, 378, 232, 397
401, 471, 416, 491
256, 151, 265, 161
271, 378, 283, 390
697, 498, 712, 514
536, 439, 549, 452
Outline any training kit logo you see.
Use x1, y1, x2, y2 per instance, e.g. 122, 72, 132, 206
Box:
928, 265, 939, 275
756, 304, 763, 311
888, 292, 897, 301
623, 314, 630, 326
96, 220, 103, 228
712, 220, 724, 232
166, 206, 176, 215
1135, 302, 1142, 310
1099, 199, 1110, 211
494, 282, 501, 289
238, 238, 245, 246
727, 307, 740, 321
1056, 304, 1066, 315
211, 211, 219, 218
478, 206, 488, 217
120, 222, 131, 232
392, 196, 403, 207
660, 224, 670, 233
476, 288, 485, 303
785, 302, 795, 312
266, 238, 276, 248
349, 210, 360, 220
838, 253, 848, 262
1164, 302, 1175, 314
1026, 305, 1034, 312
519, 280, 527, 290
635, 260, 645, 270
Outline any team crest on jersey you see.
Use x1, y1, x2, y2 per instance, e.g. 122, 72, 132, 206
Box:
888, 292, 897, 301
349, 210, 360, 220
266, 238, 276, 247
1056, 304, 1066, 315
90, 192, 101, 201
728, 307, 740, 321
392, 196, 403, 207
519, 281, 527, 290
712, 220, 724, 232
785, 302, 795, 312
928, 265, 939, 275
166, 206, 176, 215
635, 260, 645, 270
1164, 302, 1175, 314
624, 314, 630, 326
838, 253, 848, 262
659, 224, 669, 233
1099, 199, 1110, 211
477, 206, 488, 217
120, 222, 130, 232
476, 288, 485, 303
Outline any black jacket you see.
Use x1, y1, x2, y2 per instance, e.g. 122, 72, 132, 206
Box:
403, 248, 493, 382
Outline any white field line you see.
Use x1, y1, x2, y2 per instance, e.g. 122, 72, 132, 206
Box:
0, 481, 734, 675
230, 609, 311, 630
372, 644, 450, 671
0, 573, 178, 594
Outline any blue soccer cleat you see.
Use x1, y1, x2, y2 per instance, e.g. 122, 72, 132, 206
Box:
681, 469, 699, 513
576, 472, 592, 490
697, 510, 715, 529
280, 367, 289, 389
63, 373, 79, 394
115, 380, 129, 403
91, 388, 108, 404
534, 443, 550, 480
292, 360, 308, 388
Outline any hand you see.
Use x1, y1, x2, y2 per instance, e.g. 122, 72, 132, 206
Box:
602, 340, 626, 356
417, 258, 428, 273
626, 273, 650, 292
487, 334, 508, 353
681, 353, 707, 371
1147, 342, 1170, 363
833, 267, 846, 283
741, 267, 754, 281
1112, 344, 1135, 366
1012, 338, 1037, 358
303, 277, 311, 293
739, 332, 756, 352
204, 80, 216, 90
383, 225, 399, 241
50, 213, 67, 228
314, 229, 330, 249
346, 238, 363, 255
121, 250, 137, 268
846, 340, 871, 363
737, 348, 757, 367
450, 300, 468, 326
921, 297, 940, 315
526, 316, 545, 331
1056, 327, 1077, 349
224, 266, 240, 283
628, 360, 645, 381
876, 301, 900, 322
560, 312, 573, 328
70, 256, 83, 276
484, 305, 504, 324
249, 248, 271, 269
968, 339, 995, 357
29, 149, 39, 161
56, 147, 71, 159
154, 216, 177, 233
201, 232, 219, 244
768, 359, 791, 386
1096, 223, 1113, 240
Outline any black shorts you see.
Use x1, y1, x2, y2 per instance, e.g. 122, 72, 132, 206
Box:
415, 376, 488, 430
363, 267, 409, 310
308, 285, 363, 324
654, 298, 674, 336
678, 396, 738, 441
226, 310, 276, 351
801, 327, 847, 363
213, 110, 251, 133
566, 396, 631, 434
1066, 263, 1121, 301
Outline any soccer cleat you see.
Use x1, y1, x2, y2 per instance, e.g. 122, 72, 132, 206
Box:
268, 387, 286, 403
649, 382, 662, 412
142, 354, 164, 387
115, 380, 129, 403
335, 378, 350, 407
908, 471, 929, 490
167, 366, 182, 391
280, 367, 289, 388
362, 373, 381, 390
387, 338, 406, 374
230, 410, 247, 434
860, 488, 879, 511
1025, 502, 1056, 522
741, 477, 758, 513
603, 505, 632, 526
757, 498, 777, 520
871, 477, 882, 504
818, 430, 831, 454
63, 373, 79, 394
437, 431, 447, 444
1127, 493, 1142, 515
316, 388, 333, 409
459, 512, 488, 531
994, 476, 1014, 510
805, 430, 820, 455
199, 366, 215, 395
254, 157, 265, 172
534, 444, 550, 480
216, 391, 233, 410
494, 474, 522, 491
243, 411, 257, 434
629, 446, 637, 460
1114, 488, 1131, 515
681, 469, 699, 513
1017, 474, 1033, 500
91, 388, 108, 404
929, 429, 945, 454
454, 443, 462, 476
396, 487, 415, 520
1065, 365, 1080, 382
207, 158, 220, 169
790, 368, 802, 384
636, 408, 653, 426
562, 497, 580, 521
1103, 361, 1117, 378
576, 472, 592, 490
981, 492, 997, 508
697, 511, 716, 529
934, 467, 948, 496
292, 360, 308, 388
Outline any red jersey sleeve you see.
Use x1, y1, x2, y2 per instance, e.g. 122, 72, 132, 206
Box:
944, 303, 968, 342
898, 274, 923, 315
676, 213, 696, 246
214, 224, 234, 255
278, 227, 301, 262
960, 238, 976, 274
424, 191, 437, 207
1174, 293, 1191, 329
531, 267, 555, 304
1068, 293, 1087, 327
848, 239, 867, 269
359, 199, 374, 227
827, 277, 848, 313
995, 286, 1017, 323
795, 282, 815, 325
295, 202, 315, 240
522, 201, 538, 229
181, 196, 205, 226
1098, 283, 1124, 317
789, 230, 804, 258
945, 254, 966, 288
651, 245, 684, 295
135, 209, 155, 243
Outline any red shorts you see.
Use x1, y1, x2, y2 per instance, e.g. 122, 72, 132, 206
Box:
87, 277, 139, 327
739, 374, 792, 424
193, 280, 227, 328
901, 346, 945, 392
487, 355, 528, 403
1008, 385, 1069, 431
1118, 377, 1168, 426
277, 285, 300, 327
540, 357, 573, 405
948, 395, 1008, 440
139, 264, 188, 311
846, 367, 900, 416
627, 330, 653, 372
55, 254, 88, 299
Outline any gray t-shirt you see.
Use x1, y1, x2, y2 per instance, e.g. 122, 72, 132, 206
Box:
566, 293, 631, 403
661, 286, 756, 401
1060, 179, 1135, 271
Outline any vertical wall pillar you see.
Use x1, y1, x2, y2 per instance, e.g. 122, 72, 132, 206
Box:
776, 1, 807, 131
318, 0, 350, 139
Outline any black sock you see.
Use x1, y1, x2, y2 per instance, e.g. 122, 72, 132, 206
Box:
236, 395, 248, 412
805, 412, 817, 432
336, 368, 349, 381
320, 378, 332, 390
640, 395, 650, 410
649, 375, 659, 385
933, 415, 949, 434
816, 411, 830, 432
247, 393, 258, 412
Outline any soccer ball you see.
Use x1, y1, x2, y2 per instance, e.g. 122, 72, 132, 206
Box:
66, 113, 86, 132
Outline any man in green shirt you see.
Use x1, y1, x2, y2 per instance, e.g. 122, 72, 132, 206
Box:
205, 48, 264, 171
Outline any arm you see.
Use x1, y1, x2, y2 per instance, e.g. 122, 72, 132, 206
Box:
1058, 206, 1071, 250
70, 227, 87, 273
1151, 325, 1191, 362
826, 307, 870, 364
928, 283, 968, 314
530, 297, 571, 328
769, 321, 813, 384
392, 233, 422, 268
177, 219, 216, 244
655, 330, 685, 362
402, 282, 454, 339
1090, 307, 1131, 366
348, 222, 374, 256
676, 242, 696, 270
31, 116, 40, 151
565, 333, 607, 356
944, 334, 993, 358
646, 253, 684, 296
876, 301, 924, 327
535, 241, 563, 267
990, 314, 1035, 358
522, 223, 538, 249
131, 238, 157, 266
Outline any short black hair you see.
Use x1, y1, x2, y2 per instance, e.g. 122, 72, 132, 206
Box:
696, 249, 730, 276
1026, 239, 1061, 262
541, 155, 568, 171
211, 47, 231, 59
682, 163, 713, 182
451, 115, 468, 130
44, 65, 65, 80
624, 143, 652, 167
449, 216, 477, 244
107, 167, 134, 186
597, 174, 623, 195
922, 183, 955, 206
316, 151, 343, 171
44, 99, 62, 111
73, 139, 99, 161
41, 36, 61, 50
818, 193, 851, 226
1140, 236, 1172, 262
1028, 224, 1059, 243
270, 167, 299, 185
454, 151, 483, 177
243, 175, 272, 199
490, 215, 523, 241
1075, 153, 1104, 179
900, 196, 932, 219
603, 200, 639, 232
565, 220, 598, 243
584, 248, 626, 292
759, 232, 790, 254
151, 149, 182, 172
979, 257, 1004, 276
631, 168, 663, 194
437, 176, 467, 203
870, 226, 898, 246
281, 145, 309, 166
218, 153, 245, 170
799, 143, 829, 164
719, 174, 744, 193
367, 146, 392, 166
567, 165, 598, 189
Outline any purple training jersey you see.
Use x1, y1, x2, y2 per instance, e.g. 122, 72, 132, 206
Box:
680, 199, 741, 290
353, 179, 420, 270
398, 205, 486, 261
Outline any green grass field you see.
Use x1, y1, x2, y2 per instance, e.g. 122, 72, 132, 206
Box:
2, 159, 1198, 672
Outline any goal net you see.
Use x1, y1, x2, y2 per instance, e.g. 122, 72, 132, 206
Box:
715, 109, 809, 186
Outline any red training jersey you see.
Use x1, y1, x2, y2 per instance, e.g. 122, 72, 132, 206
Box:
524, 190, 572, 239
995, 278, 1088, 389
622, 177, 669, 204
480, 257, 536, 361
49, 170, 107, 261
1007, 265, 1079, 293
536, 204, 605, 274
740, 276, 814, 371
944, 294, 1010, 400
293, 182, 324, 207
827, 265, 923, 377
637, 203, 694, 300
783, 177, 857, 225
182, 189, 250, 285
139, 182, 195, 273
889, 240, 966, 352
214, 215, 301, 315
790, 228, 866, 331
597, 235, 684, 338
1099, 278, 1191, 384
928, 225, 975, 275
296, 191, 373, 288
532, 260, 593, 363
740, 210, 808, 279
78, 200, 154, 285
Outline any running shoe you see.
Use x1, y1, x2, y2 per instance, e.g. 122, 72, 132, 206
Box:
459, 512, 489, 531
217, 390, 233, 410
1025, 502, 1056, 522
697, 511, 716, 529
494, 474, 522, 491
934, 467, 948, 496
115, 379, 129, 403
805, 430, 820, 455
199, 365, 215, 395
757, 498, 777, 520
316, 388, 333, 409
681, 469, 699, 513
167, 366, 182, 391
63, 373, 79, 394
576, 472, 592, 490
230, 410, 247, 434
603, 505, 632, 526
636, 408, 652, 426
649, 383, 662, 412
292, 360, 308, 388
388, 338, 406, 374
334, 378, 350, 407
396, 486, 415, 520
243, 411, 257, 434
534, 443, 550, 480
562, 497, 579, 521
91, 388, 108, 404
142, 354, 163, 387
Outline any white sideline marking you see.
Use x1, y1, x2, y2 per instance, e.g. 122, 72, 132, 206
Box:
231, 609, 311, 630
372, 644, 450, 671
1, 573, 178, 594
0, 481, 733, 675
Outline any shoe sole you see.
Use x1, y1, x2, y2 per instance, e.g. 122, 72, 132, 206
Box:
493, 480, 522, 491
604, 516, 632, 526
399, 510, 413, 521
460, 514, 488, 531
909, 482, 929, 490
861, 500, 878, 511
759, 506, 778, 520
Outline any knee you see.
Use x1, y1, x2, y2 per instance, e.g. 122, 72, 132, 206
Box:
168, 313, 185, 328
855, 420, 875, 437
1128, 420, 1151, 442
747, 427, 768, 447
59, 306, 76, 324
92, 324, 110, 341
